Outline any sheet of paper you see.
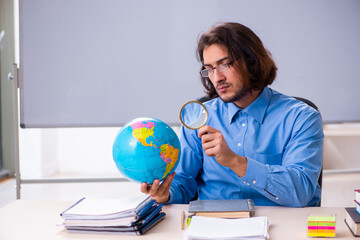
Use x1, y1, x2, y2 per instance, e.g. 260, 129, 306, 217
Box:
184, 216, 270, 239
65, 195, 148, 216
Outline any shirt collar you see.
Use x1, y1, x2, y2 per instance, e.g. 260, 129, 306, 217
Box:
227, 87, 272, 124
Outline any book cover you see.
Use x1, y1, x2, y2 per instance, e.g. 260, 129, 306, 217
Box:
355, 189, 360, 204
188, 199, 255, 218
63, 203, 163, 228
345, 207, 360, 223
66, 212, 166, 235
345, 207, 360, 237
60, 196, 153, 220
355, 200, 360, 215
61, 197, 165, 235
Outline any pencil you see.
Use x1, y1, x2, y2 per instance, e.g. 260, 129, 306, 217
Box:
181, 211, 185, 230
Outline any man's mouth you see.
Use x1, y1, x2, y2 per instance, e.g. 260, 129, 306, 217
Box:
217, 84, 230, 93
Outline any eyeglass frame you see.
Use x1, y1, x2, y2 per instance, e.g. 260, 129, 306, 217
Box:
200, 61, 233, 78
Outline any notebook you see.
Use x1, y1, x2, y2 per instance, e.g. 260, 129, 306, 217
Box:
188, 199, 255, 218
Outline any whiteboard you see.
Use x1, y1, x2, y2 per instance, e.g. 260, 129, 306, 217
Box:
19, 0, 360, 127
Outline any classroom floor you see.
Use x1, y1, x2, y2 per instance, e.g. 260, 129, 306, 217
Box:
0, 171, 359, 208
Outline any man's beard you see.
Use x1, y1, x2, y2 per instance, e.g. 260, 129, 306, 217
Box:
217, 84, 251, 103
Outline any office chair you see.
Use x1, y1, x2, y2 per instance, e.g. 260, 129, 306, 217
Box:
196, 95, 323, 206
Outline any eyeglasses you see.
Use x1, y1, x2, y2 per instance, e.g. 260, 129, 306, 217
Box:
200, 62, 232, 78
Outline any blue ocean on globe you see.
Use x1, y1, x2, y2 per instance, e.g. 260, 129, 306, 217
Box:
112, 117, 181, 184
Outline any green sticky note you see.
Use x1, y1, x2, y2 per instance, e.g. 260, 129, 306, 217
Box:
307, 216, 336, 222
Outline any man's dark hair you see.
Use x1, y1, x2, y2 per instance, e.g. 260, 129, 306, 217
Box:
197, 22, 277, 98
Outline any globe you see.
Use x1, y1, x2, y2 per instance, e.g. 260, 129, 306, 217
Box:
112, 117, 181, 184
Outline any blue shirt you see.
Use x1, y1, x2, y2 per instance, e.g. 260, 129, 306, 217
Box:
168, 87, 323, 207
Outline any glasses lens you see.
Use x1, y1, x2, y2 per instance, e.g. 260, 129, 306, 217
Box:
217, 63, 229, 72
200, 69, 210, 77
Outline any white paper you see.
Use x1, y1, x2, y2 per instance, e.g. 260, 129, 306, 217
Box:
184, 216, 270, 240
65, 195, 148, 216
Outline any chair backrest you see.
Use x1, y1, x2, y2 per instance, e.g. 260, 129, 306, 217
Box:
293, 96, 323, 206
293, 96, 319, 112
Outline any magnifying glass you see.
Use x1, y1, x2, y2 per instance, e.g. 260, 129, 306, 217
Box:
179, 101, 208, 129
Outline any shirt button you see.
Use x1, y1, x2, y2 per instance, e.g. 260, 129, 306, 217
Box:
252, 180, 256, 184
238, 143, 241, 147
242, 123, 246, 127
243, 181, 246, 184
276, 197, 279, 200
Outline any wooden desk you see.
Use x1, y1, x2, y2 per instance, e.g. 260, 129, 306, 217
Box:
0, 200, 356, 239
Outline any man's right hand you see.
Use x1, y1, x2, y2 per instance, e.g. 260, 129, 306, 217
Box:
140, 172, 176, 203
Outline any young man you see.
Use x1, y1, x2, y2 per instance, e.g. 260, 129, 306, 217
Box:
141, 22, 323, 207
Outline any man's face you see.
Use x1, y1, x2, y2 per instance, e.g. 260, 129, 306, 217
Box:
203, 44, 250, 104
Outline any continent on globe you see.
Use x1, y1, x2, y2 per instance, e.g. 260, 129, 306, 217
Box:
112, 117, 181, 184
131, 121, 155, 147
159, 144, 179, 179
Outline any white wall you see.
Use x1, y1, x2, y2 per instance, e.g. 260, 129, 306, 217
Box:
19, 128, 58, 178
323, 123, 360, 171
19, 126, 182, 178
19, 124, 360, 178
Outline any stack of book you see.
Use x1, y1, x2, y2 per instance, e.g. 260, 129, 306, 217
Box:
60, 196, 165, 235
344, 189, 360, 237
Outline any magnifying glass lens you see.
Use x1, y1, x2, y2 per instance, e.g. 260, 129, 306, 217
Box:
179, 101, 208, 129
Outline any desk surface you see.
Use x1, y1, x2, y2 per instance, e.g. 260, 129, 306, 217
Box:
0, 200, 356, 239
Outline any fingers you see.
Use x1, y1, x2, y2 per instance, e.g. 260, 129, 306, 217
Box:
198, 126, 223, 158
140, 179, 161, 195
140, 182, 151, 194
199, 128, 221, 146
198, 125, 221, 135
161, 172, 176, 193
198, 125, 216, 138
139, 172, 176, 203
202, 139, 218, 157
160, 172, 176, 193
149, 179, 161, 196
